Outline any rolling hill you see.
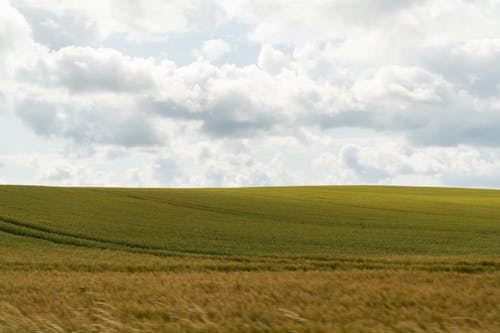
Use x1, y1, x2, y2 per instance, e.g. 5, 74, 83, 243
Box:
0, 185, 499, 256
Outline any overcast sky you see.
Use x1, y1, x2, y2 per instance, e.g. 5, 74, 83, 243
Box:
1, 0, 500, 188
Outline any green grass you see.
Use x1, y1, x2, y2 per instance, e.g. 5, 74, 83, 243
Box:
0, 185, 499, 256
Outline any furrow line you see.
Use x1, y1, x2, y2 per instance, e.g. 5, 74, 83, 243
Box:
0, 216, 193, 257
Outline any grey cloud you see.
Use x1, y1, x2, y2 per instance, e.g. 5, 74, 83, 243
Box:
316, 103, 500, 148
16, 47, 155, 93
201, 95, 276, 138
0, 93, 6, 114
43, 167, 72, 182
300, 65, 500, 148
54, 49, 154, 93
206, 170, 224, 187
146, 93, 277, 138
147, 100, 198, 120
341, 145, 389, 183
409, 113, 500, 147
106, 117, 161, 147
15, 100, 60, 136
313, 110, 428, 132
323, 0, 427, 26
15, 6, 102, 49
16, 99, 163, 147
106, 148, 130, 160
153, 158, 181, 185
421, 40, 500, 98
442, 173, 500, 189
13, 0, 227, 43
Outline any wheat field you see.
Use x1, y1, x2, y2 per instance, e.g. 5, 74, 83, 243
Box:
0, 185, 499, 332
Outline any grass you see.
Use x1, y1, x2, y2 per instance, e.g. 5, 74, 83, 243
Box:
0, 185, 499, 332
0, 270, 499, 332
1, 185, 500, 256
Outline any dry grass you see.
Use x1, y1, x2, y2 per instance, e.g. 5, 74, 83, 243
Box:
0, 270, 499, 332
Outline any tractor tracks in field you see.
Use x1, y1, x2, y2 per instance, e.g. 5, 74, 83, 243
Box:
0, 215, 195, 258
1, 215, 500, 274
0, 190, 273, 259
90, 189, 270, 220
126, 194, 265, 218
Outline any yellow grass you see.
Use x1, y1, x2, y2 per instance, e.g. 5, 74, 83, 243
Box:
0, 269, 499, 332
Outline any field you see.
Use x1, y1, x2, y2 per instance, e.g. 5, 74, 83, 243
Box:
0, 185, 499, 332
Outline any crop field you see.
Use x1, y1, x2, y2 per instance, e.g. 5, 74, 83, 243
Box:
0, 185, 499, 332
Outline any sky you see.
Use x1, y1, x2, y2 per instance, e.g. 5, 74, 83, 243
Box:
1, 0, 500, 188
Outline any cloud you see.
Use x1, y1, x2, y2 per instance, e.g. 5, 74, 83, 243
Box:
42, 166, 72, 182
196, 39, 231, 62
153, 158, 181, 186
341, 145, 389, 183
228, 0, 500, 46
10, 38, 500, 149
257, 44, 289, 75
353, 66, 447, 103
4, 0, 500, 188
422, 38, 500, 98
15, 99, 164, 147
14, 0, 227, 43
0, 0, 35, 76
16, 46, 160, 93
201, 93, 276, 137
313, 140, 500, 188
309, 65, 500, 147
15, 6, 104, 49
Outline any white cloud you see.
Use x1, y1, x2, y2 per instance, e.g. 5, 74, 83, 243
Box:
17, 46, 160, 93
8, 34, 500, 148
313, 140, 500, 188
196, 39, 231, 62
257, 44, 289, 75
0, 0, 36, 78
3, 0, 500, 188
14, 0, 227, 43
353, 66, 447, 103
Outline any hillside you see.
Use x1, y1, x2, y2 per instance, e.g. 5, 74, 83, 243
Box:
1, 185, 500, 256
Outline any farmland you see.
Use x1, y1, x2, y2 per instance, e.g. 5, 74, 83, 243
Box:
0, 185, 499, 332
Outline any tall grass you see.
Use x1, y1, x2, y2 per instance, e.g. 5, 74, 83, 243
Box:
0, 270, 499, 332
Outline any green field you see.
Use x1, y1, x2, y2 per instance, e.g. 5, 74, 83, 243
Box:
2, 185, 500, 256
0, 185, 499, 332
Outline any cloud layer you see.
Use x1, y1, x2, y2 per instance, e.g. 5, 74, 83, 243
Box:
2, 0, 500, 187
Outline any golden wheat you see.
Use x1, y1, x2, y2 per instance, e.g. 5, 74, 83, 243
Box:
0, 270, 499, 332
